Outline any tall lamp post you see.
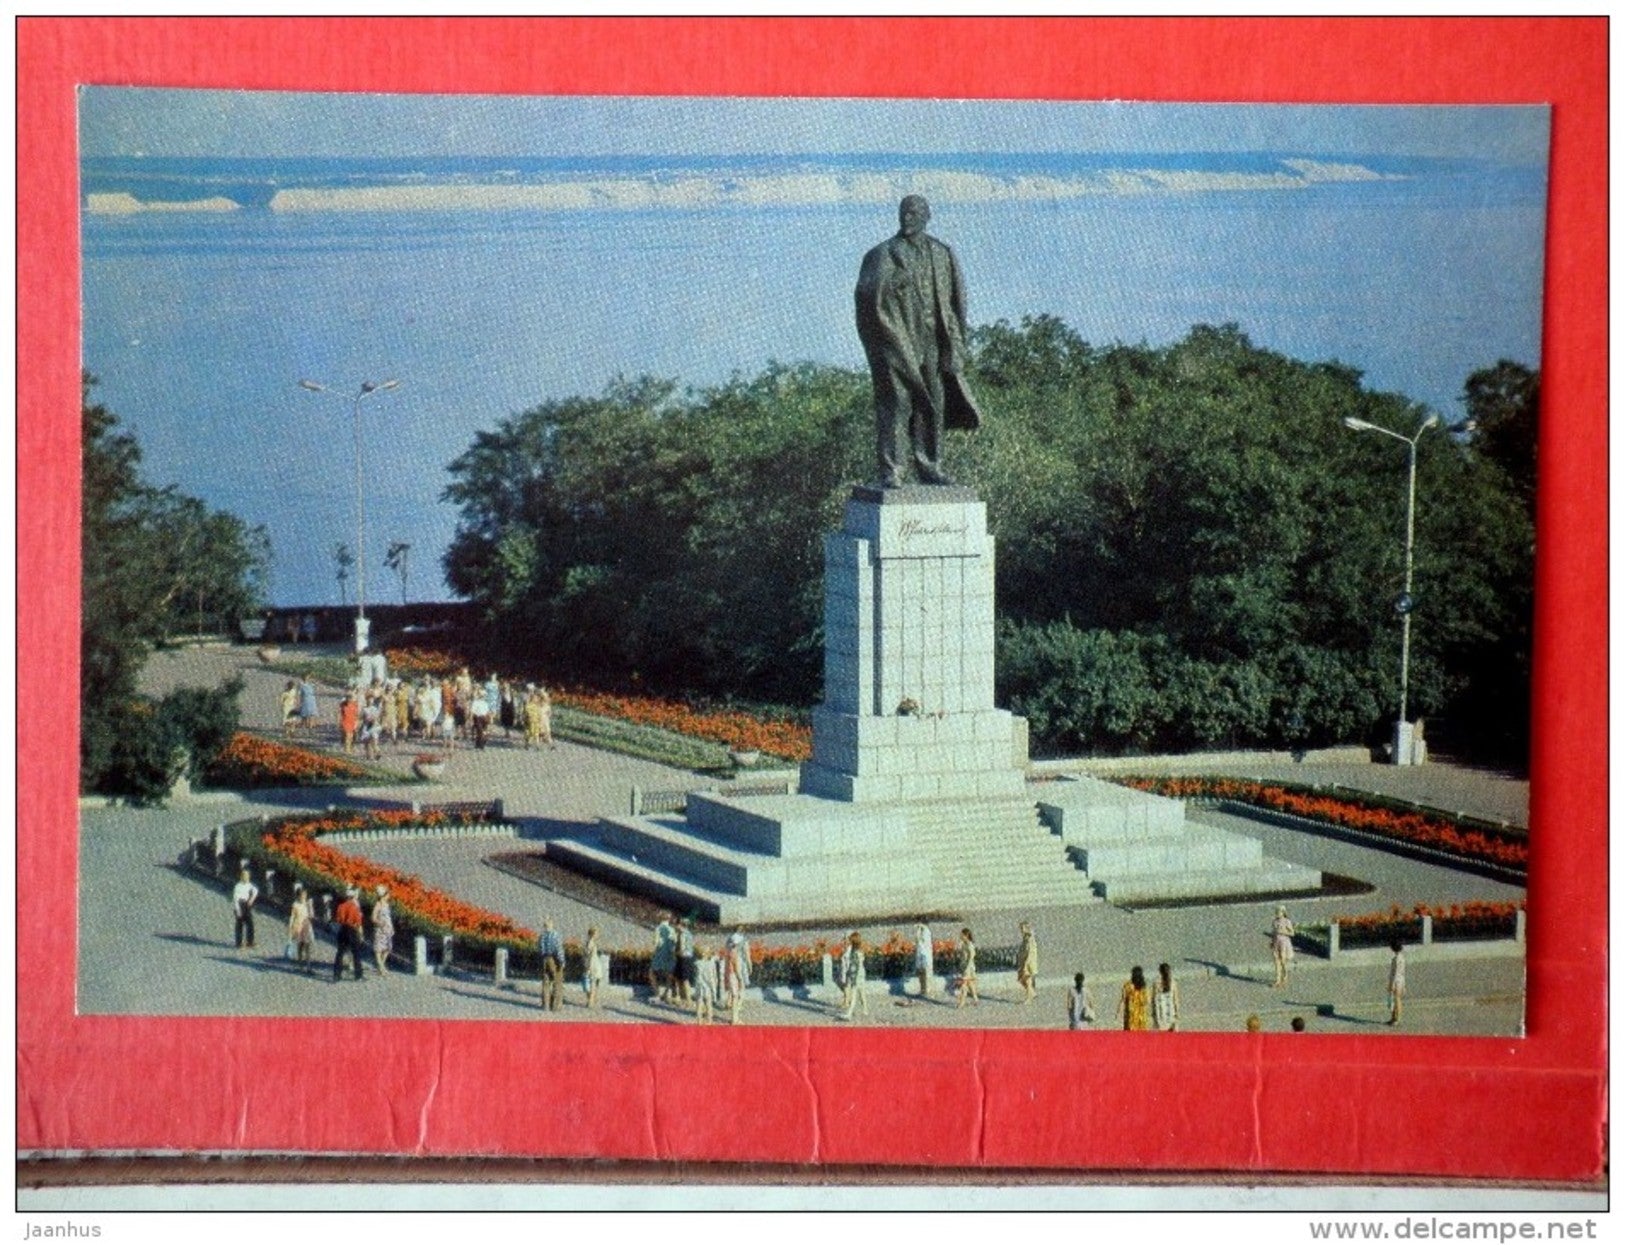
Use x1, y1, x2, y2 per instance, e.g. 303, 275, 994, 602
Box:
299, 378, 400, 653
1343, 411, 1439, 765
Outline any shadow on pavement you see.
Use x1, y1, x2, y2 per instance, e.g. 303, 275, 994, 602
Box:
154, 931, 225, 948
1318, 1002, 1388, 1027
1187, 957, 1240, 980
440, 984, 549, 1014
203, 953, 344, 980
600, 1004, 685, 1026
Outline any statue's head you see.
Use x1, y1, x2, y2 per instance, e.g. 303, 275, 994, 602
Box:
898, 195, 931, 236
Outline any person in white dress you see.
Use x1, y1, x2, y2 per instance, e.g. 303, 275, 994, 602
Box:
1387, 939, 1407, 1026
913, 922, 934, 999
838, 932, 869, 1020
1271, 905, 1296, 988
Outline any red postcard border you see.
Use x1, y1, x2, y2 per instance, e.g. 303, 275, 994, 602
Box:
17, 18, 1607, 1180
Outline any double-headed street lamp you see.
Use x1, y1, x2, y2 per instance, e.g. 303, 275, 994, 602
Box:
1343, 411, 1439, 765
299, 378, 400, 653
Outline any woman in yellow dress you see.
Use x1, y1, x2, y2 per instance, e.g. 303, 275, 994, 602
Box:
1117, 965, 1151, 1031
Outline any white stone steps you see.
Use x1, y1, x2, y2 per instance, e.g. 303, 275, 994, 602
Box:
544, 837, 738, 922
1094, 860, 1323, 904
899, 796, 1098, 907
594, 815, 764, 894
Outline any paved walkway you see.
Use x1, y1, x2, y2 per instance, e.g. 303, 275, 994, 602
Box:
83, 643, 1526, 1034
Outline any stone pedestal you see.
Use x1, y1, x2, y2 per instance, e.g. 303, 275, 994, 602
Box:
801, 487, 1028, 803
554, 484, 1316, 921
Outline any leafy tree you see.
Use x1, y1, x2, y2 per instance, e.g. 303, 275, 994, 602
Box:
385, 540, 411, 604
440, 322, 1535, 766
442, 367, 868, 701
1462, 359, 1539, 506
81, 378, 267, 796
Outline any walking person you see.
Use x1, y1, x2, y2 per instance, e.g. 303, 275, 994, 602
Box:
441, 676, 459, 746
499, 681, 518, 740
1271, 905, 1297, 988
297, 676, 319, 734
1387, 939, 1407, 1026
650, 912, 677, 1003
1067, 972, 1095, 1030
534, 686, 555, 748
469, 683, 491, 750
694, 944, 718, 1023
416, 679, 438, 741
675, 917, 698, 1008
287, 883, 316, 972
724, 928, 751, 1025
332, 887, 366, 981
582, 926, 605, 1009
838, 932, 870, 1021
380, 680, 400, 745
231, 868, 259, 950
338, 693, 358, 754
1152, 962, 1181, 1031
954, 927, 980, 1008
360, 690, 383, 760
279, 681, 299, 737
538, 918, 565, 1011
370, 885, 394, 976
1117, 965, 1152, 1031
913, 922, 934, 999
453, 668, 474, 740
522, 687, 544, 750
1015, 920, 1039, 1004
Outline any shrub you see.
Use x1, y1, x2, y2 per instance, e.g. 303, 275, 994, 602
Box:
88, 679, 243, 806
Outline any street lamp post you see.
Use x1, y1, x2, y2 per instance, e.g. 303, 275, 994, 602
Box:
1343, 411, 1439, 765
299, 378, 400, 653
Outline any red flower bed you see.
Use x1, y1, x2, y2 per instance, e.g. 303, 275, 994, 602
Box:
380, 648, 813, 761
206, 732, 374, 787
384, 647, 468, 679
1335, 900, 1523, 944
251, 810, 536, 948
1119, 776, 1528, 870
555, 689, 811, 762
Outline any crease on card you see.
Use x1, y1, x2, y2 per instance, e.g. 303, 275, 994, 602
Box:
16, 1045, 52, 1147
413, 1024, 444, 1153
792, 1029, 821, 1162
1251, 1045, 1265, 1167
973, 1033, 989, 1162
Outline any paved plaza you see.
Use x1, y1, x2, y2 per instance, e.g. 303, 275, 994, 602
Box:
76, 644, 1528, 1035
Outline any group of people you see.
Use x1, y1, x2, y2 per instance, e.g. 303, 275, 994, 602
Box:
649, 913, 753, 1025
283, 661, 559, 756
1101, 963, 1184, 1032
533, 918, 611, 1011
277, 676, 321, 737
838, 921, 1040, 1018
230, 870, 394, 982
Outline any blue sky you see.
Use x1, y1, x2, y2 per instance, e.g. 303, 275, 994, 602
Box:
80, 90, 1550, 163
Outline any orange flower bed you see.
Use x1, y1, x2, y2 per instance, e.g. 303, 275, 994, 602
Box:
207, 732, 374, 787
1335, 900, 1523, 944
555, 689, 812, 761
380, 647, 813, 761
384, 647, 470, 678
1120, 776, 1528, 870
254, 809, 535, 947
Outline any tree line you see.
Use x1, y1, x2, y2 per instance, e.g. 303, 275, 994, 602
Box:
82, 378, 269, 799
441, 319, 1535, 767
